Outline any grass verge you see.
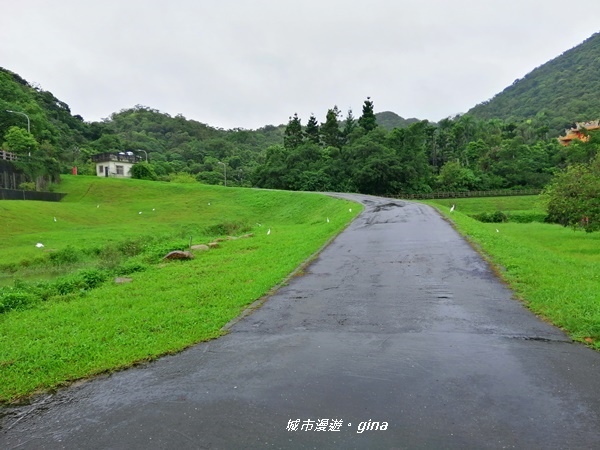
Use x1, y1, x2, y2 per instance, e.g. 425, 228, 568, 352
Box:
0, 176, 361, 403
424, 197, 600, 350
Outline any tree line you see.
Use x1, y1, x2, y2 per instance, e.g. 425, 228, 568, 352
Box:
2, 65, 599, 230
252, 98, 598, 196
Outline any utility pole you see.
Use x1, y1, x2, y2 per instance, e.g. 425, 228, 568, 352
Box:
218, 161, 227, 186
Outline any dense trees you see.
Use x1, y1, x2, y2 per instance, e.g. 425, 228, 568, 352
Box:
2, 64, 599, 209
544, 153, 600, 232
251, 97, 590, 196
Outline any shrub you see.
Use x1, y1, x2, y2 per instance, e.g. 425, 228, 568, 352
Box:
168, 172, 197, 183
205, 221, 251, 237
48, 245, 81, 266
54, 269, 108, 295
544, 154, 600, 232
471, 211, 508, 223
0, 288, 38, 314
115, 260, 148, 275
79, 268, 109, 289
18, 182, 36, 191
119, 237, 148, 257
130, 162, 158, 181
507, 212, 547, 223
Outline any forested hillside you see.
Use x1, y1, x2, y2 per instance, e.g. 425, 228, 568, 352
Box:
0, 67, 284, 187
468, 33, 600, 135
375, 111, 421, 130
253, 99, 600, 195
2, 33, 600, 198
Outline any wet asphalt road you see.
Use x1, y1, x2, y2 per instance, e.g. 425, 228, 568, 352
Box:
2, 194, 600, 449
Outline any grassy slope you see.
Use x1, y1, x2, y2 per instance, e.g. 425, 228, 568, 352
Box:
0, 176, 361, 402
425, 197, 600, 349
429, 195, 545, 216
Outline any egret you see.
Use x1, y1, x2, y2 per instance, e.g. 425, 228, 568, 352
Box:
349, 208, 352, 212
450, 204, 455, 212
267, 228, 271, 235
327, 217, 330, 223
36, 243, 44, 248
152, 208, 155, 211
139, 211, 142, 215
496, 229, 500, 233
208, 202, 211, 206
53, 217, 57, 222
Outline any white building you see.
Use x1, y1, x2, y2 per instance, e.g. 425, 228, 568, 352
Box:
92, 152, 141, 178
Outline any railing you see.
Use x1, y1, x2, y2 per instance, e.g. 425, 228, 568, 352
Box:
0, 150, 18, 161
396, 189, 542, 200
0, 188, 66, 201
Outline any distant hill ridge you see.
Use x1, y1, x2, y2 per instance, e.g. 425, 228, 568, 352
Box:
468, 32, 600, 134
375, 111, 422, 130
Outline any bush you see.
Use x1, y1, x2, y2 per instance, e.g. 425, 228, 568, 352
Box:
54, 268, 108, 295
169, 172, 197, 183
119, 237, 149, 257
507, 212, 547, 223
471, 211, 508, 223
115, 260, 148, 275
0, 289, 38, 314
48, 245, 81, 266
544, 154, 600, 232
205, 221, 251, 237
130, 162, 158, 181
18, 182, 36, 191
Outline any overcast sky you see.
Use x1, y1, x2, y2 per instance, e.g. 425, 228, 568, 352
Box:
1, 1, 599, 130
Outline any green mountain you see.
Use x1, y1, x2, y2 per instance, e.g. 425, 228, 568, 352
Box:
0, 67, 90, 151
375, 111, 421, 130
0, 67, 285, 186
468, 32, 600, 134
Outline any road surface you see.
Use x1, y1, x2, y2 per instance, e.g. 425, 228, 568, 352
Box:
2, 194, 600, 449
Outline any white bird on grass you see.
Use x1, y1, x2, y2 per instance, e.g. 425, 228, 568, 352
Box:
349, 208, 352, 212
450, 204, 455, 212
96, 204, 100, 208
138, 211, 142, 215
267, 228, 271, 235
152, 208, 155, 211
496, 229, 500, 233
53, 217, 57, 222
36, 243, 44, 248
327, 217, 330, 223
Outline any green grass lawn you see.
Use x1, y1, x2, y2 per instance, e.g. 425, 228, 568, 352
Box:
428, 195, 544, 215
0, 176, 361, 403
425, 197, 600, 349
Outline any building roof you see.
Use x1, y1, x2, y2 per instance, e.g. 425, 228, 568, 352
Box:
558, 120, 600, 146
91, 152, 141, 163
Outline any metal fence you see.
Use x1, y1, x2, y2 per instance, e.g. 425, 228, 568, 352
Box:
396, 189, 542, 200
0, 188, 66, 201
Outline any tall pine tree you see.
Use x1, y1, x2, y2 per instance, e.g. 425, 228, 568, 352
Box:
321, 106, 341, 148
305, 114, 320, 145
342, 108, 357, 144
358, 97, 378, 132
284, 113, 304, 150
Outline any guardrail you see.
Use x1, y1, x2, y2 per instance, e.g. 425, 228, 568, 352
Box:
396, 189, 542, 200
0, 188, 66, 201
0, 150, 18, 161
